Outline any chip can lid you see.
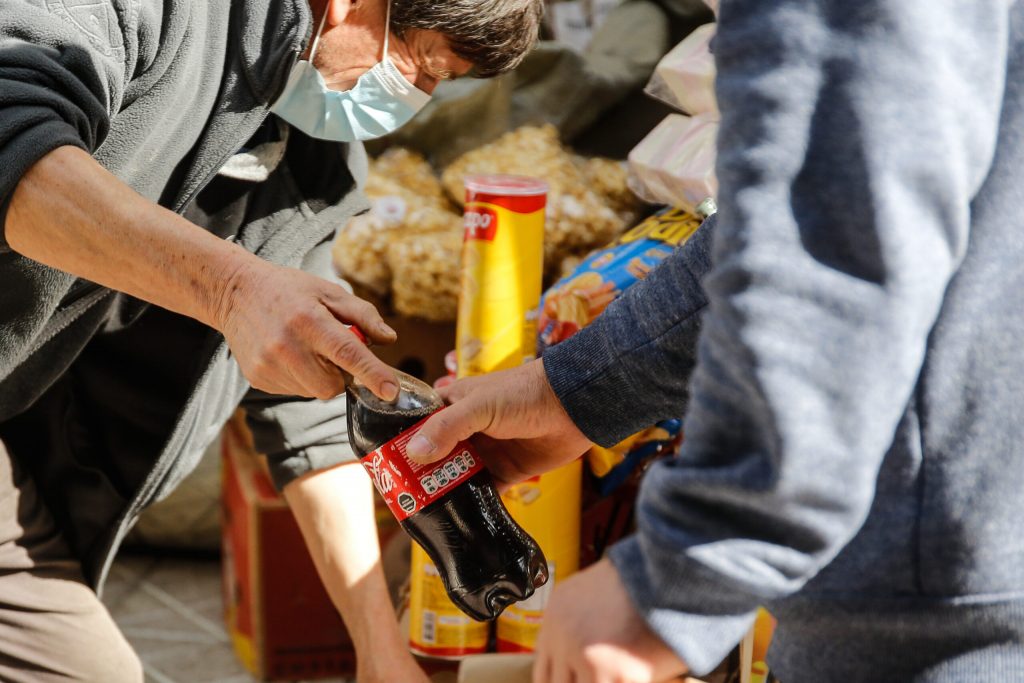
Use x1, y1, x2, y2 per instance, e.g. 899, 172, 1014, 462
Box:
464, 174, 548, 197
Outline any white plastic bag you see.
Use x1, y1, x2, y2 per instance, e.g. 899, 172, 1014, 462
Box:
645, 22, 717, 115
627, 112, 718, 211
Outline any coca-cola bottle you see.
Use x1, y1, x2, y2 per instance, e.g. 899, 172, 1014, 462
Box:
346, 370, 548, 621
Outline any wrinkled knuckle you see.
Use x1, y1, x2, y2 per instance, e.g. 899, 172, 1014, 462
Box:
357, 299, 379, 320
332, 338, 359, 366
430, 413, 453, 435
266, 332, 292, 358
287, 308, 316, 330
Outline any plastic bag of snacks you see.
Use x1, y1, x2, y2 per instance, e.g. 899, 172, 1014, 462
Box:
386, 228, 463, 322
364, 147, 453, 211
334, 148, 461, 295
538, 206, 705, 352
333, 204, 461, 295
627, 112, 719, 212
645, 23, 718, 116
442, 125, 632, 275
575, 156, 644, 224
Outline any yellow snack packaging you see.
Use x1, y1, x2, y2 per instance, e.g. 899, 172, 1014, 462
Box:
409, 174, 549, 659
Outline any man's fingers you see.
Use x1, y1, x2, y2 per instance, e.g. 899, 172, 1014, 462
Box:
437, 374, 488, 404
406, 398, 493, 464
533, 651, 553, 683
321, 286, 397, 345
320, 317, 399, 401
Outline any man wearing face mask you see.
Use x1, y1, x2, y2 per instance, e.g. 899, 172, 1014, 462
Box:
0, 0, 542, 679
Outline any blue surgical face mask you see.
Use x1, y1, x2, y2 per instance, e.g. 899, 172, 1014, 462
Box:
271, 0, 431, 142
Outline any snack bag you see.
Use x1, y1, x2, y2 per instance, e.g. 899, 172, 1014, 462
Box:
537, 206, 704, 354
586, 419, 683, 497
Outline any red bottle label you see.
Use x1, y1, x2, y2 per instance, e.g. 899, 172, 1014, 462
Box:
360, 416, 485, 522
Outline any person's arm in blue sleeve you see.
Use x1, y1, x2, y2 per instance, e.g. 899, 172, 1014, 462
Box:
405, 1, 1009, 676
543, 0, 1010, 674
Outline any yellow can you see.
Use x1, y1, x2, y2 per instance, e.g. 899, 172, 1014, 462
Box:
409, 173, 551, 658
456, 175, 548, 377
408, 545, 489, 659
496, 459, 583, 652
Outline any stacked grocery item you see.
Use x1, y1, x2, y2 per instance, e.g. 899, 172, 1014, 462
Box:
332, 126, 643, 322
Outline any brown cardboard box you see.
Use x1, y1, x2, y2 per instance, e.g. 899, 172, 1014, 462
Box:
221, 417, 364, 681
373, 313, 455, 385
348, 287, 456, 385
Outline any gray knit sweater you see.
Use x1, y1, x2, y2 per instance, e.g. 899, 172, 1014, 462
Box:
546, 1, 1024, 680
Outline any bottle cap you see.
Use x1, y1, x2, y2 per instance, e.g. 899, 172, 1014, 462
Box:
696, 197, 718, 218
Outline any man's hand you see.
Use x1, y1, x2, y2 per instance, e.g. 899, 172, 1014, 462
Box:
405, 359, 592, 487
213, 259, 399, 401
534, 559, 688, 683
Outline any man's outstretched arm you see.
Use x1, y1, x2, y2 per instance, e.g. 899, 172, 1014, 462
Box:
7, 146, 399, 401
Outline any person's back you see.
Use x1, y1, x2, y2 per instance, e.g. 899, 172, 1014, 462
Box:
752, 4, 1024, 678
602, 3, 1024, 679
404, 3, 1024, 681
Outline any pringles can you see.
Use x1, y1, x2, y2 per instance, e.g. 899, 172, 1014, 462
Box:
496, 460, 582, 652
408, 544, 489, 659
409, 174, 548, 659
456, 175, 548, 377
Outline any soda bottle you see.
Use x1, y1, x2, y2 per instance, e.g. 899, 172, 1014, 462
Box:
346, 370, 549, 621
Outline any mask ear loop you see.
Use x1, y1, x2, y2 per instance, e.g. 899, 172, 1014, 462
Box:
382, 0, 391, 62
308, 2, 331, 63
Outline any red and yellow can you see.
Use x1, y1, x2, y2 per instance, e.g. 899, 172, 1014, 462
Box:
456, 175, 548, 377
408, 174, 549, 659
408, 545, 489, 659
496, 460, 582, 652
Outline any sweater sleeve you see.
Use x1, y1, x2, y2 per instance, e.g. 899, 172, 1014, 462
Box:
548, 0, 1011, 675
0, 3, 126, 236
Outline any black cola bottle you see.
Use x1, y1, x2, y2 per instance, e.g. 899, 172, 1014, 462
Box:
346, 371, 548, 621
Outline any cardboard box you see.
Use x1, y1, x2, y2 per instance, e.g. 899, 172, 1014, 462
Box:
221, 417, 356, 681
374, 313, 455, 385
349, 287, 456, 385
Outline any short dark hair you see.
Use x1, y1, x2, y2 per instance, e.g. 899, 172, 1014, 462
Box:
390, 0, 544, 78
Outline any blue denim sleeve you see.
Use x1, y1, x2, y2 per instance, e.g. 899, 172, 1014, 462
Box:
543, 215, 714, 447
546, 0, 1010, 674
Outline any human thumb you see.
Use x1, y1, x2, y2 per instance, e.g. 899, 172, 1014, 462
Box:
406, 399, 492, 465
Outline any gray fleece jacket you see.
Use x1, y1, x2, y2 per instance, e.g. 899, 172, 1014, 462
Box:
0, 0, 365, 587
546, 1, 1024, 680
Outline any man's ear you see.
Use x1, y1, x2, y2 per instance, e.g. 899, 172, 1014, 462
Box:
326, 0, 355, 27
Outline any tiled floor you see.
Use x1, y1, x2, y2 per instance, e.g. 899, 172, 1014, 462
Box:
103, 554, 351, 683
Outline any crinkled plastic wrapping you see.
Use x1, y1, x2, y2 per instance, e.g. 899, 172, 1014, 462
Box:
627, 112, 719, 212
644, 22, 718, 116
